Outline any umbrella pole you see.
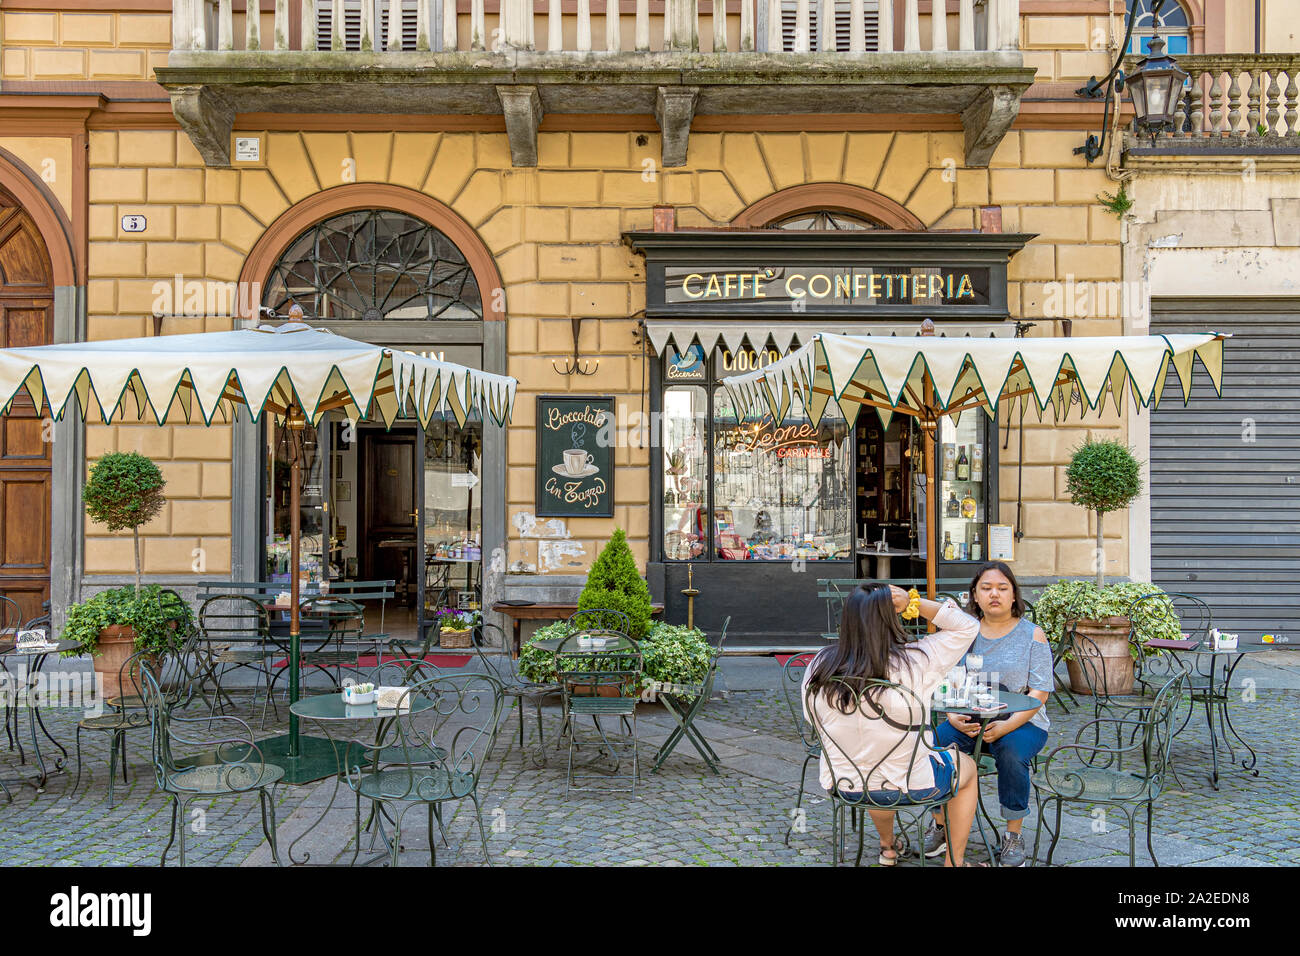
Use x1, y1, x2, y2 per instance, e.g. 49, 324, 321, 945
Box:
288, 412, 302, 758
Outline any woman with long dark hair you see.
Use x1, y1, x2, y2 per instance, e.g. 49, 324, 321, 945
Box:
802, 585, 981, 866
923, 561, 1052, 867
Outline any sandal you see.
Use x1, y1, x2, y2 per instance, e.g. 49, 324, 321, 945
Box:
878, 835, 907, 866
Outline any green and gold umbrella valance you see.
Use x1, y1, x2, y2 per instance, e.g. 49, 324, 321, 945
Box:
721, 331, 1228, 429
0, 322, 516, 429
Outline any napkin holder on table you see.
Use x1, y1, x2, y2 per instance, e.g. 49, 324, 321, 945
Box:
375, 685, 412, 710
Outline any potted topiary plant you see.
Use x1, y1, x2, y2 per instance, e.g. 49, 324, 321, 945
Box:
1058, 437, 1145, 692
61, 585, 195, 697
1032, 580, 1180, 696
65, 452, 173, 696
576, 527, 653, 640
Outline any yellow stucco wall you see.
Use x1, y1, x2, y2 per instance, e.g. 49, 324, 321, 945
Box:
0, 11, 171, 81
81, 126, 1128, 581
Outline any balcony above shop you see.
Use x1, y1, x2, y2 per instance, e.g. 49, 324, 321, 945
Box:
1124, 54, 1300, 170
157, 0, 1034, 168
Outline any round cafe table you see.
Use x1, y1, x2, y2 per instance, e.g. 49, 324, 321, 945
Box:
932, 690, 1042, 866
1167, 644, 1267, 789
0, 638, 78, 795
286, 690, 436, 866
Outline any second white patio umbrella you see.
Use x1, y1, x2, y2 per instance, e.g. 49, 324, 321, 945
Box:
0, 309, 516, 780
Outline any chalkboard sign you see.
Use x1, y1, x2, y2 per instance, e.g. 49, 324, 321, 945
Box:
537, 396, 614, 518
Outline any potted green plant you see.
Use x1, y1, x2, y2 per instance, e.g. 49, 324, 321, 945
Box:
61, 585, 195, 698
576, 528, 653, 639
66, 452, 172, 696
1032, 580, 1181, 695
1055, 437, 1145, 693
435, 607, 480, 648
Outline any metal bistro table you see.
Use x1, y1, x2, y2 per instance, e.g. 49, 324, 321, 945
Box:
1168, 644, 1266, 789
932, 690, 1041, 867
286, 691, 437, 866
0, 639, 77, 795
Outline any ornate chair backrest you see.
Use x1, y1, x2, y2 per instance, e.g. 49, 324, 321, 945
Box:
1127, 591, 1201, 690
803, 675, 944, 808
301, 595, 365, 641
554, 635, 642, 699
469, 621, 523, 686
1139, 670, 1188, 796
383, 673, 505, 783
198, 594, 271, 646
0, 594, 24, 639
566, 607, 631, 637
137, 657, 178, 785
369, 655, 441, 688
1065, 629, 1115, 704
782, 651, 821, 751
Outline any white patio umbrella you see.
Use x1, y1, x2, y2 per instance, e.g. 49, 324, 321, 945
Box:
721, 321, 1228, 600
0, 309, 516, 779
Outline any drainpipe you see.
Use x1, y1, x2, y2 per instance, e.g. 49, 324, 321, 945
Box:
1256, 0, 1261, 54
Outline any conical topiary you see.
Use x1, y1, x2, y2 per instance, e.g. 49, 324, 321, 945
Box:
577, 528, 652, 638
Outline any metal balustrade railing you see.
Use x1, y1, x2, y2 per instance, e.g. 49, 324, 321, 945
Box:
169, 0, 1022, 55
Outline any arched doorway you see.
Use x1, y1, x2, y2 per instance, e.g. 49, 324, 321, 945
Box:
251, 197, 500, 648
0, 186, 54, 624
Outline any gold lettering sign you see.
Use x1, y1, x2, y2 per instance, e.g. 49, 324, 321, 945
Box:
677, 269, 978, 302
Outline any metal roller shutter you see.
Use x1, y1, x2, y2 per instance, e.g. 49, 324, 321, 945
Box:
1150, 297, 1300, 644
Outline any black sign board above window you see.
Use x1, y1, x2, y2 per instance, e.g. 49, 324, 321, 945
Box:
625, 230, 1033, 319
536, 396, 615, 518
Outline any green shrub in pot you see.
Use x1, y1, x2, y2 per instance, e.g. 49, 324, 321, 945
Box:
516, 621, 712, 699
60, 585, 195, 659
1032, 579, 1181, 660
1063, 438, 1143, 589
81, 451, 166, 595
576, 528, 652, 639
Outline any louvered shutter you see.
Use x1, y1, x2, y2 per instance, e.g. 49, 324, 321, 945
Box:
780, 1, 878, 52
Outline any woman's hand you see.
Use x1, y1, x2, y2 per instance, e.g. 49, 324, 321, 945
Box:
889, 585, 910, 613
982, 721, 1008, 744
948, 713, 980, 738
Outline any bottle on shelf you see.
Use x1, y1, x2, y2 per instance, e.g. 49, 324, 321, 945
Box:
961, 489, 977, 519
971, 442, 984, 477
970, 529, 983, 562
943, 531, 955, 561
956, 445, 970, 481
942, 444, 956, 481
945, 491, 960, 518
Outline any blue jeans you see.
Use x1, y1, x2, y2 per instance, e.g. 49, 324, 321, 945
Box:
935, 720, 1047, 820
834, 751, 956, 807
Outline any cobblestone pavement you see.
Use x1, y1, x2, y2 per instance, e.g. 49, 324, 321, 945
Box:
2, 654, 1296, 867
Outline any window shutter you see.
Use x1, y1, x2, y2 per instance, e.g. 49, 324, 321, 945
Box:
780, 1, 878, 52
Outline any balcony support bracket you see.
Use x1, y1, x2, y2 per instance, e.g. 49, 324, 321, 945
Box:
170, 84, 235, 167
497, 85, 544, 167
962, 84, 1020, 167
655, 86, 698, 168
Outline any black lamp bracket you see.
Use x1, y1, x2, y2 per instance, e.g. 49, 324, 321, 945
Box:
1074, 0, 1166, 163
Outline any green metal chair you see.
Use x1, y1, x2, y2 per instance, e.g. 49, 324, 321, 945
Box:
138, 662, 283, 867
554, 633, 642, 797
781, 649, 823, 846
70, 648, 152, 808
347, 672, 504, 866
1031, 670, 1187, 867
649, 616, 728, 774
197, 594, 274, 725
471, 622, 561, 767
566, 607, 631, 636
805, 676, 964, 867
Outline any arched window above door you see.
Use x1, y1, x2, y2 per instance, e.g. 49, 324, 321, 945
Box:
770, 209, 883, 230
1127, 0, 1192, 55
262, 209, 483, 321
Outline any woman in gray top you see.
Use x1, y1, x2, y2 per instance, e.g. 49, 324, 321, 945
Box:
924, 561, 1054, 867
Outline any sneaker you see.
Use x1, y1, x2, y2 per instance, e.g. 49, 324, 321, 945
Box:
922, 819, 947, 858
999, 831, 1027, 867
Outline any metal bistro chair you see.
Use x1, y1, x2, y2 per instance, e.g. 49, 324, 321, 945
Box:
649, 616, 728, 775
197, 594, 274, 725
782, 648, 823, 846
1031, 670, 1188, 867
554, 633, 643, 797
348, 673, 504, 866
71, 635, 201, 808
138, 662, 283, 867
471, 622, 561, 768
805, 676, 964, 867
2, 594, 29, 757
295, 594, 370, 689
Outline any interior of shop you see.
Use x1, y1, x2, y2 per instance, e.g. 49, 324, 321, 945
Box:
263, 410, 484, 645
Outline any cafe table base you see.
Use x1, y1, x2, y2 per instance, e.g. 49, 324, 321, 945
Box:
256, 733, 342, 784
1, 642, 76, 793
1172, 648, 1263, 790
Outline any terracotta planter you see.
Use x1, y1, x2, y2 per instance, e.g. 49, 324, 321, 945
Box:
1066, 616, 1135, 696
94, 625, 137, 699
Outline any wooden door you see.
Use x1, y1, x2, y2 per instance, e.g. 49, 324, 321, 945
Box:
359, 429, 416, 599
0, 191, 54, 625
